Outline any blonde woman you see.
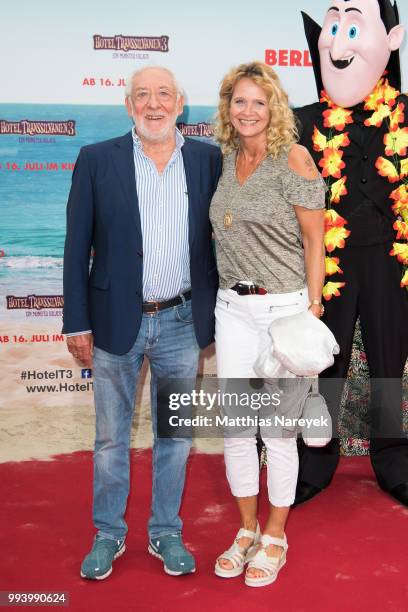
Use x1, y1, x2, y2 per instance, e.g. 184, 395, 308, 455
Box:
210, 61, 326, 587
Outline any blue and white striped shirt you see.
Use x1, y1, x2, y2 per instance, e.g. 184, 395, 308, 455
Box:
132, 127, 191, 301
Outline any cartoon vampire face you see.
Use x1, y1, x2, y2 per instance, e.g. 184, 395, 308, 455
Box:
302, 0, 405, 107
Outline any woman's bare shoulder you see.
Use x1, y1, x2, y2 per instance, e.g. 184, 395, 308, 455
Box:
287, 143, 319, 180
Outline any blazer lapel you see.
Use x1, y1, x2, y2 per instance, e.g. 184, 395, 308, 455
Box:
181, 141, 199, 250
111, 131, 142, 241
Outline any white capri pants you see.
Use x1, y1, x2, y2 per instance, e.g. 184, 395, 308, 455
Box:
215, 286, 309, 507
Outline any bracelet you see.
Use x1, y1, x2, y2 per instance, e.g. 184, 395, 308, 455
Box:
309, 299, 325, 316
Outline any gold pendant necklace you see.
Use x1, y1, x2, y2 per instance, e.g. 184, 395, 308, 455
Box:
223, 148, 267, 230
223, 210, 233, 229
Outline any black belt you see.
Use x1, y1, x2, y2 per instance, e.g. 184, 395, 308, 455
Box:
142, 290, 192, 314
230, 283, 267, 296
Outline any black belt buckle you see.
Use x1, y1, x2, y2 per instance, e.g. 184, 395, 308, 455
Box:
237, 283, 251, 295
237, 282, 256, 296
232, 283, 267, 296
144, 301, 160, 314
142, 290, 191, 314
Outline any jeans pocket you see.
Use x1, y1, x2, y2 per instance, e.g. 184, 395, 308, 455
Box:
175, 303, 194, 323
216, 295, 230, 307
268, 301, 300, 313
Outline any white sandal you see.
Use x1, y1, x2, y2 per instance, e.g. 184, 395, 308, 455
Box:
245, 533, 288, 587
214, 523, 260, 578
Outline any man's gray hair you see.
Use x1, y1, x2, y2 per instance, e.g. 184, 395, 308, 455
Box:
125, 65, 184, 100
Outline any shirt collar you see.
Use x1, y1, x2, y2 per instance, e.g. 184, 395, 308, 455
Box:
131, 126, 185, 153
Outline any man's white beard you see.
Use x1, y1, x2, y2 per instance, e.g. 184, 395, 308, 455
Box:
133, 112, 178, 143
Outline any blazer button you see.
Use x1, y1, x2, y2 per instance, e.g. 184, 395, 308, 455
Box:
361, 178, 367, 184
363, 155, 368, 161
137, 250, 143, 257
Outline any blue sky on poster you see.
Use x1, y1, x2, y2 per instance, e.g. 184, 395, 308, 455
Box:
1, 0, 407, 107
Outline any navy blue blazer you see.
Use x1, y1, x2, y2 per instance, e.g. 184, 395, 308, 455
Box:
63, 131, 222, 355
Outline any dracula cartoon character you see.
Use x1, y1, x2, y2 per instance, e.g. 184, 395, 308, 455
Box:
294, 0, 408, 507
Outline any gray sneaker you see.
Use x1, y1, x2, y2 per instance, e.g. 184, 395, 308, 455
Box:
148, 534, 196, 576
80, 537, 126, 580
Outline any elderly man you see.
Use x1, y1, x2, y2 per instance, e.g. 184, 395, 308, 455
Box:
63, 66, 222, 579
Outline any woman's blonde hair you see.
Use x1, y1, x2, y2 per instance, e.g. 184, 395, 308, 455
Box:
214, 61, 298, 158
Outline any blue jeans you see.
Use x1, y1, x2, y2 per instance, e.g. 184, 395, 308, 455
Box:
92, 298, 199, 541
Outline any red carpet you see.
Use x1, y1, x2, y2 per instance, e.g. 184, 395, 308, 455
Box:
1, 451, 407, 612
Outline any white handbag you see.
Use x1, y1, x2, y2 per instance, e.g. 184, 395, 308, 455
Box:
254, 309, 340, 378
301, 378, 332, 447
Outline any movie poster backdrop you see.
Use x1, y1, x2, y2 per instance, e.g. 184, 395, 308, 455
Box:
1, 0, 407, 457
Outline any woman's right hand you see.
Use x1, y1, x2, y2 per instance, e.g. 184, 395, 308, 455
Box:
308, 303, 324, 318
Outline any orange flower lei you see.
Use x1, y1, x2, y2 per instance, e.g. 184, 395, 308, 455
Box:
313, 76, 408, 300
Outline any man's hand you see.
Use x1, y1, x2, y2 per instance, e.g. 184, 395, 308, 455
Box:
66, 333, 94, 368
